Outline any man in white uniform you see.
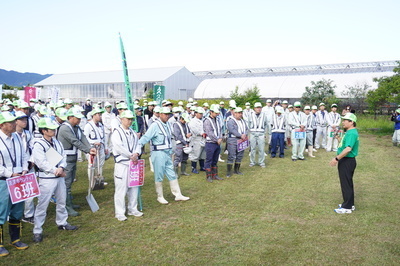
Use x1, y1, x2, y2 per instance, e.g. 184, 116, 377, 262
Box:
102, 102, 115, 156
32, 118, 77, 243
111, 110, 143, 221
288, 102, 307, 161
84, 107, 108, 188
315, 103, 328, 149
188, 107, 206, 174
326, 104, 341, 152
248, 102, 269, 167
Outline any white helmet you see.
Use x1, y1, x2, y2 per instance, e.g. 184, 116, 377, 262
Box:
183, 146, 193, 154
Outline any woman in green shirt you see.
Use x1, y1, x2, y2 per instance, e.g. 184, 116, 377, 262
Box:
329, 113, 359, 214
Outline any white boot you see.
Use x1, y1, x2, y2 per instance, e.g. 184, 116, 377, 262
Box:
169, 179, 190, 201
218, 155, 225, 162
308, 146, 315, 157
155, 182, 168, 204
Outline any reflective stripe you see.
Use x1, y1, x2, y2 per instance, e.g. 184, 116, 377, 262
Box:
62, 122, 82, 155
205, 117, 220, 141
32, 114, 42, 138
175, 122, 188, 143
87, 121, 105, 143
151, 120, 172, 150
0, 133, 24, 174
249, 112, 266, 132
329, 112, 340, 126
113, 125, 138, 163
35, 138, 64, 178
271, 114, 286, 133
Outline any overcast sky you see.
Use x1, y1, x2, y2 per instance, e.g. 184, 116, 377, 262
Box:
1, 0, 399, 74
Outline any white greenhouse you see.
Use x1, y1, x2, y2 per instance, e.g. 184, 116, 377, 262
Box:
35, 66, 200, 103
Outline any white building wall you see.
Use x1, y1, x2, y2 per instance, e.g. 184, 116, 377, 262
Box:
164, 67, 200, 100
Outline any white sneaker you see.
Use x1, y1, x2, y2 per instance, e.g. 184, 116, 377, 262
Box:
334, 208, 352, 214
338, 204, 355, 211
224, 150, 228, 154
313, 148, 317, 152
128, 211, 144, 217
305, 149, 308, 152
116, 215, 127, 221
249, 164, 254, 167
103, 182, 108, 186
218, 156, 225, 162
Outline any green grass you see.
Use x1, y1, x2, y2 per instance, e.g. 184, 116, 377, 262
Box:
357, 114, 394, 135
3, 133, 400, 265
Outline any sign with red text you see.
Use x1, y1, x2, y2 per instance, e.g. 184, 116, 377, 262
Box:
6, 173, 40, 204
237, 137, 250, 152
128, 159, 145, 187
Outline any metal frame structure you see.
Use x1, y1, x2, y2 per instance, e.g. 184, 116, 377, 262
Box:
192, 61, 398, 80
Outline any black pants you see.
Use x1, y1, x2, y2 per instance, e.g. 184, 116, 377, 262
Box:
338, 157, 357, 209
312, 128, 317, 146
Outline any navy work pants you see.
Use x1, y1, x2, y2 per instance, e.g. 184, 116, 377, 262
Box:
205, 142, 220, 169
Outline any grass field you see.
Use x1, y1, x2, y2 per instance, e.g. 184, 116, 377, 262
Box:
3, 132, 400, 265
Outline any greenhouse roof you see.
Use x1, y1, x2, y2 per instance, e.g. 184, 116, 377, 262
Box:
35, 66, 186, 86
194, 71, 395, 99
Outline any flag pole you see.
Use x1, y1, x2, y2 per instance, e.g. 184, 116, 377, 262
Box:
119, 33, 142, 211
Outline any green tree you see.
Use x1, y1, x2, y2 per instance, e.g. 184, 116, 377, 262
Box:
146, 88, 154, 99
301, 79, 339, 106
229, 86, 261, 107
341, 83, 370, 110
366, 61, 400, 112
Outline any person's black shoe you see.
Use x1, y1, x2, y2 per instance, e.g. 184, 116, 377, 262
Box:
58, 224, 78, 231
33, 234, 43, 243
298, 158, 306, 160
270, 155, 276, 158
292, 159, 297, 161
279, 155, 284, 158
22, 217, 34, 224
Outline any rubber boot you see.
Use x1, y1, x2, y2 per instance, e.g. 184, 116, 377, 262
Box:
191, 161, 199, 174
66, 192, 80, 217
226, 164, 233, 177
170, 179, 190, 201
287, 138, 292, 147
0, 225, 9, 257
205, 168, 213, 182
181, 162, 190, 176
174, 165, 180, 178
9, 220, 28, 250
155, 182, 168, 204
199, 159, 206, 171
212, 166, 223, 180
234, 163, 243, 175
308, 145, 315, 158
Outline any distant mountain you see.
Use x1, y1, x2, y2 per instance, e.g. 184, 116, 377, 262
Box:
0, 69, 51, 87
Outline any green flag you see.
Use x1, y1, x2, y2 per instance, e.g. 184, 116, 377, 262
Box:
119, 33, 138, 131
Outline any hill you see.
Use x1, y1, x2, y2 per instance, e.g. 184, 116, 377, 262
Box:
0, 68, 51, 87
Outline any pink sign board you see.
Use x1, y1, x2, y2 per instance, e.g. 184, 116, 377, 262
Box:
6, 173, 40, 204
24, 87, 36, 103
128, 159, 145, 187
